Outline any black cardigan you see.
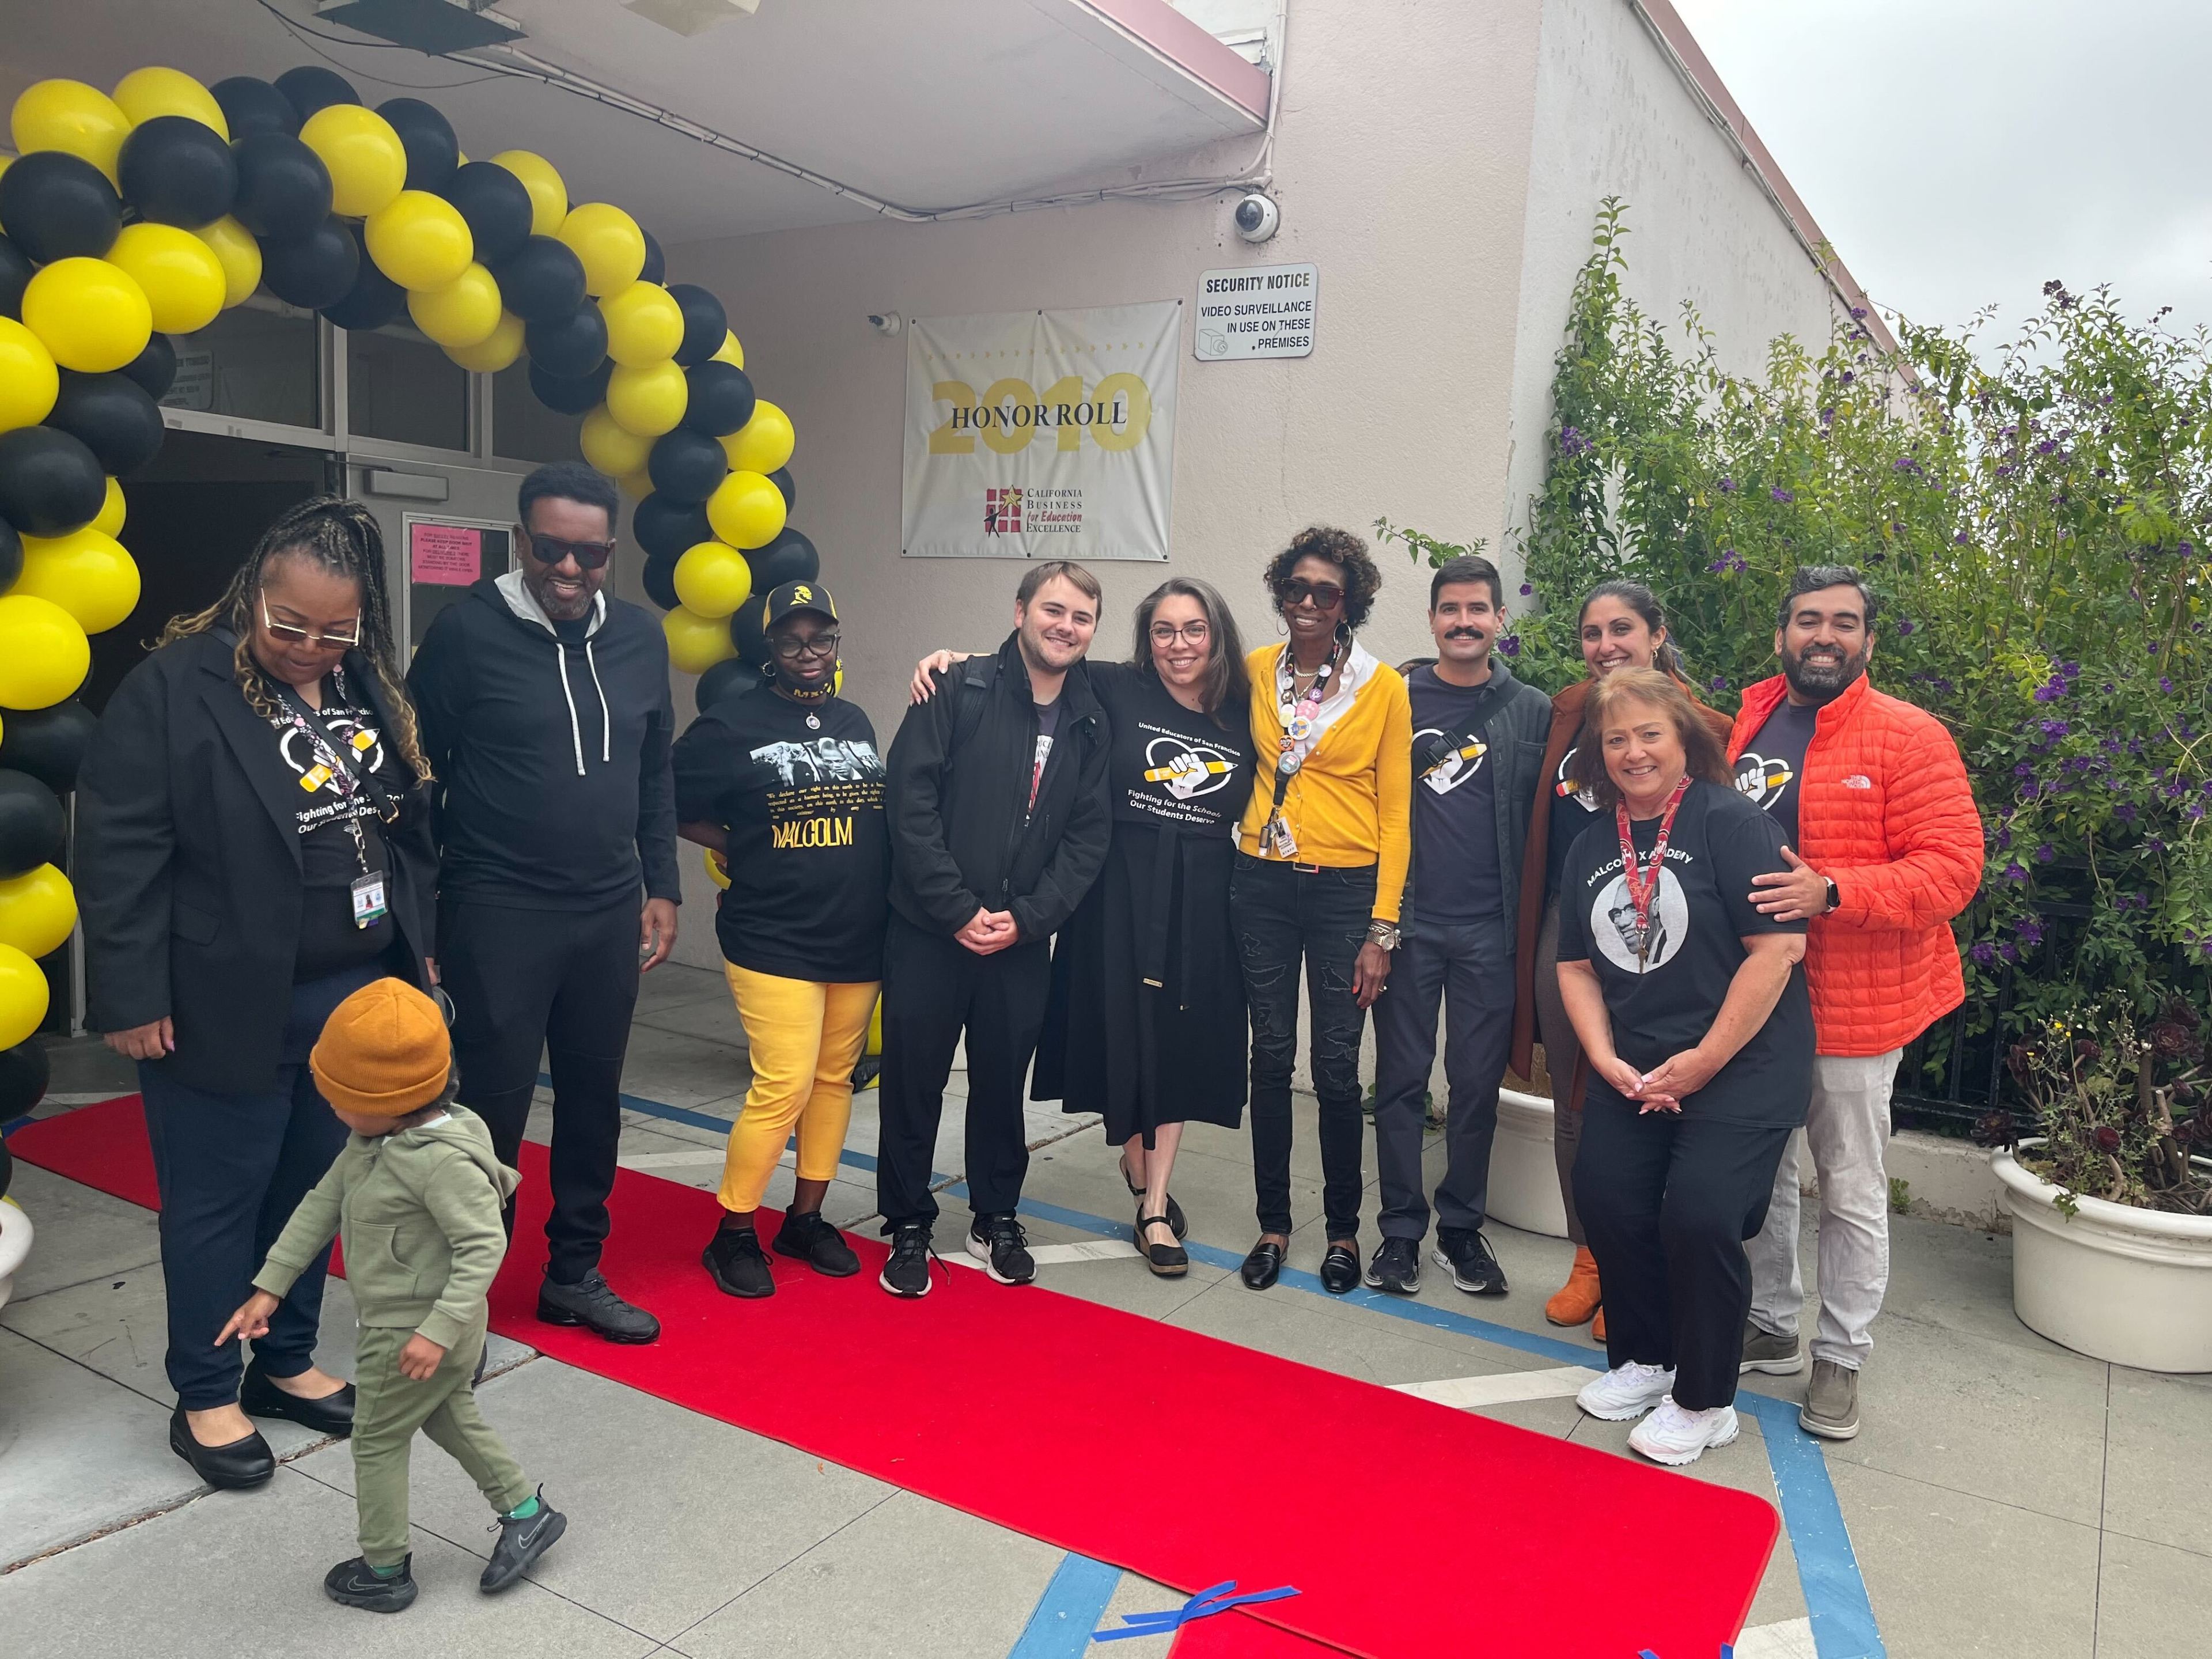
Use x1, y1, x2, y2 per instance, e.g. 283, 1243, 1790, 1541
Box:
75, 630, 437, 1094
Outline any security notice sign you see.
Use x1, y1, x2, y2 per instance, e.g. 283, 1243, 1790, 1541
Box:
1194, 263, 1317, 361
902, 302, 1180, 561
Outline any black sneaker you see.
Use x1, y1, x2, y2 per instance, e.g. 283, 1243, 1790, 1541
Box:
481, 1488, 567, 1592
325, 1554, 417, 1613
880, 1224, 934, 1298
967, 1213, 1036, 1285
1433, 1229, 1508, 1296
702, 1224, 775, 1298
773, 1210, 861, 1277
536, 1270, 661, 1343
1364, 1236, 1422, 1295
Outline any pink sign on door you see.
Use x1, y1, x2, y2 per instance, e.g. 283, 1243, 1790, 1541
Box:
410, 522, 482, 586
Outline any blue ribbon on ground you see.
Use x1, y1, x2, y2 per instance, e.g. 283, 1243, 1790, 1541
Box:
1092, 1580, 1302, 1643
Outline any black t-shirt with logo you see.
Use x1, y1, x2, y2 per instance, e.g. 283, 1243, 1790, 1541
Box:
1545, 741, 1605, 906
1407, 664, 1504, 922
1555, 779, 1812, 1126
1736, 699, 1817, 844
264, 672, 397, 983
1091, 662, 1255, 832
672, 687, 889, 982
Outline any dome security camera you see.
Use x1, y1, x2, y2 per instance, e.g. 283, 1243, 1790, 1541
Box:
1233, 192, 1280, 244
868, 311, 903, 336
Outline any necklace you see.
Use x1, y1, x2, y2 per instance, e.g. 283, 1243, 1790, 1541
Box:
1276, 640, 1344, 774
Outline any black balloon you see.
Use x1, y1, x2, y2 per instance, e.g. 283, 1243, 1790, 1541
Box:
0, 428, 106, 537
632, 493, 712, 562
749, 529, 820, 590
260, 216, 360, 311
0, 770, 66, 880
647, 429, 727, 505
0, 700, 98, 796
232, 132, 332, 238
213, 75, 300, 141
0, 151, 122, 264
528, 358, 611, 416
0, 1036, 48, 1122
376, 98, 459, 193
524, 303, 607, 379
495, 237, 588, 324
320, 225, 407, 332
668, 283, 727, 367
274, 66, 359, 123
728, 593, 771, 669
0, 234, 29, 319
118, 116, 237, 228
638, 226, 665, 286
640, 554, 680, 612
768, 467, 796, 509
120, 332, 179, 400
47, 372, 165, 478
679, 361, 754, 437
441, 161, 532, 268
696, 654, 755, 710
0, 520, 18, 593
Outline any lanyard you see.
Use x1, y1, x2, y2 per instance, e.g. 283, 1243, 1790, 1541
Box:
1274, 639, 1344, 777
1614, 775, 1691, 968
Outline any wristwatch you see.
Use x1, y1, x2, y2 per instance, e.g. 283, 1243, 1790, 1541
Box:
1366, 920, 1402, 952
1824, 878, 1841, 914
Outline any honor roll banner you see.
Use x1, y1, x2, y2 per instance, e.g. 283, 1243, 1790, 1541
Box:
902, 303, 1180, 561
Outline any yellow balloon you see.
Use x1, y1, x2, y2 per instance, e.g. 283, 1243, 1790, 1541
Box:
664, 605, 736, 675
407, 263, 502, 349
711, 329, 744, 370
112, 67, 228, 138
0, 318, 60, 433
706, 470, 787, 551
0, 594, 92, 710
722, 400, 796, 475
0, 943, 50, 1050
445, 310, 525, 372
557, 202, 646, 298
93, 476, 127, 537
704, 847, 730, 891
365, 190, 474, 290
12, 79, 131, 183
198, 217, 262, 309
21, 258, 151, 374
600, 280, 684, 367
579, 405, 653, 478
604, 359, 687, 437
616, 468, 654, 501
490, 150, 567, 236
14, 528, 142, 634
673, 541, 753, 619
300, 104, 407, 218
107, 222, 226, 334
0, 863, 77, 960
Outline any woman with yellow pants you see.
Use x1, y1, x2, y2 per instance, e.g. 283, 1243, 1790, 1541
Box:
673, 582, 889, 1297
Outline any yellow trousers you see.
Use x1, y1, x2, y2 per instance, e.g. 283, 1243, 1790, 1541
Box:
718, 963, 879, 1214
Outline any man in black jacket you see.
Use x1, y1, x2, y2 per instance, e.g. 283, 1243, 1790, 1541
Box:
877, 562, 1113, 1296
407, 462, 680, 1343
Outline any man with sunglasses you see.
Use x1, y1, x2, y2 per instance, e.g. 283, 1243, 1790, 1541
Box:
408, 461, 681, 1344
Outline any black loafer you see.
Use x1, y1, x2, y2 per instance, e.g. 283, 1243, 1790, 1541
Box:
240, 1361, 355, 1437
169, 1404, 275, 1490
1239, 1238, 1283, 1290
1319, 1243, 1361, 1295
325, 1554, 417, 1613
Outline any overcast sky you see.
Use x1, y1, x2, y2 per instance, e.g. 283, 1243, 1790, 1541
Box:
1671, 0, 2212, 344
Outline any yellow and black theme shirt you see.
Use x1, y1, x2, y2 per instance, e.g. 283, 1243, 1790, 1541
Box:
256, 670, 397, 983
673, 685, 889, 982
1734, 698, 1815, 844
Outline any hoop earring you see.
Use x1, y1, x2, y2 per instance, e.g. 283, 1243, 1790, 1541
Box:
1276, 614, 1289, 636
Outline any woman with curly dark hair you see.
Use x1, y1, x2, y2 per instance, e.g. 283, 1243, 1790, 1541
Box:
1232, 525, 1411, 1294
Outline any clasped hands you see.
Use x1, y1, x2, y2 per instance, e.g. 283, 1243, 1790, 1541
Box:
957, 907, 1020, 956
1594, 1044, 1722, 1115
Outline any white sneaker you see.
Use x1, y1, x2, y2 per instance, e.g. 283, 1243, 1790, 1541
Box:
1629, 1398, 1741, 1466
1575, 1361, 1677, 1421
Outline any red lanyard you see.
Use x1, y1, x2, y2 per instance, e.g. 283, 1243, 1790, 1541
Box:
1615, 776, 1691, 965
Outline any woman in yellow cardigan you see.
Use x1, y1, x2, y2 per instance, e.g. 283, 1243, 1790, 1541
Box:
1233, 526, 1412, 1294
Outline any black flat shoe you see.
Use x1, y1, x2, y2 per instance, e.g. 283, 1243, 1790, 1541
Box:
1319, 1243, 1361, 1295
1121, 1157, 1188, 1240
1240, 1238, 1283, 1290
1136, 1208, 1188, 1278
169, 1404, 275, 1490
240, 1360, 355, 1437
325, 1554, 417, 1613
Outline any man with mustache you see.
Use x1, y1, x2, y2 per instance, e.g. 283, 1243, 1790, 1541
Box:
1365, 557, 1551, 1297
1727, 566, 1982, 1440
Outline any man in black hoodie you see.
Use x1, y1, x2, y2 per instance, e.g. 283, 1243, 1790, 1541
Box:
407, 461, 679, 1343
877, 562, 1113, 1297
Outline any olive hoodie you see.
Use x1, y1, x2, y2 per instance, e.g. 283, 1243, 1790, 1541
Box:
253, 1105, 518, 1353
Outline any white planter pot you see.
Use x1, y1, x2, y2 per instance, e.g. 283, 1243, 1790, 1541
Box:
1991, 1141, 2212, 1373
0, 1196, 32, 1316
1486, 1089, 1570, 1239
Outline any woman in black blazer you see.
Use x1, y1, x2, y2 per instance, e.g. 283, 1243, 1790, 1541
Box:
76, 496, 438, 1490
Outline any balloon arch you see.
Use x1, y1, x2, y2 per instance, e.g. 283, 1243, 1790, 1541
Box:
0, 63, 813, 1075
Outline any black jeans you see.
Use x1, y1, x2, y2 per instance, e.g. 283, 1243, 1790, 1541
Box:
876, 911, 1052, 1232
440, 896, 641, 1285
1370, 912, 1515, 1240
1575, 1085, 1796, 1410
1230, 854, 1375, 1241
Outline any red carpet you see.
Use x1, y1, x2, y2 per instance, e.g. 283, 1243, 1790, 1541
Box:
14, 1096, 1778, 1659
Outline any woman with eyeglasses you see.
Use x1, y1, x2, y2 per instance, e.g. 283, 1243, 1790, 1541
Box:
77, 496, 440, 1491
675, 581, 889, 1298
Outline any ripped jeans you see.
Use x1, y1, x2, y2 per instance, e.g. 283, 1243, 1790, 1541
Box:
1230, 853, 1378, 1241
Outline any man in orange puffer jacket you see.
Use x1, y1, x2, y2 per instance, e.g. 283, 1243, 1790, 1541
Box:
1724, 566, 1982, 1442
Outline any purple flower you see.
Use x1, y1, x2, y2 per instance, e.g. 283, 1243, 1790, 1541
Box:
2035, 440, 2057, 455
1954, 531, 1970, 544
1851, 305, 1869, 320
1706, 549, 1748, 575
1558, 425, 1593, 459
2060, 661, 2081, 679
1718, 476, 1738, 494
2116, 803, 2138, 822
1893, 456, 1922, 475
2147, 836, 2166, 853
1840, 370, 1857, 386
1710, 676, 1728, 692
1771, 487, 1796, 503
1897, 619, 1915, 635
1519, 582, 1533, 596
2033, 684, 2061, 703
1498, 634, 1521, 658
1999, 942, 2020, 962
2018, 918, 2046, 948
2035, 842, 2056, 863
2161, 677, 2176, 695
2002, 863, 2029, 884
1969, 941, 1997, 965
2014, 762, 2035, 777
2191, 802, 2206, 821
2040, 719, 2070, 738
1997, 464, 2014, 477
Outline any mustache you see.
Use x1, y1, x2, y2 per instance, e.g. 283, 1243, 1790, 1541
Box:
1444, 628, 1486, 640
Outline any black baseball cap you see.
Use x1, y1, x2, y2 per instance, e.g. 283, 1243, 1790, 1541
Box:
762, 580, 838, 628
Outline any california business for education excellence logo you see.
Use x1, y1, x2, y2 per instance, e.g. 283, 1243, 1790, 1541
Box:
985, 487, 1024, 534
984, 484, 1083, 536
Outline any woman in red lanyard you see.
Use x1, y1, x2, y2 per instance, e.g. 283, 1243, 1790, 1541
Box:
1550, 669, 1812, 1467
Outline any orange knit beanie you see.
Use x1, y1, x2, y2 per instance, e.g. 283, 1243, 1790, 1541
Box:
309, 978, 452, 1117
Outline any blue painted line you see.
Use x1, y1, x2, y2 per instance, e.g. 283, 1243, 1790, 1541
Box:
1009, 1552, 1124, 1659
0, 1112, 33, 1139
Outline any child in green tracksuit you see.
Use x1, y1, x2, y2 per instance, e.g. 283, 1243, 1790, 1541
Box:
221, 978, 568, 1613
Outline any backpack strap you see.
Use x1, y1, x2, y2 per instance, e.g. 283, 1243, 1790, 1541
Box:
944, 654, 998, 770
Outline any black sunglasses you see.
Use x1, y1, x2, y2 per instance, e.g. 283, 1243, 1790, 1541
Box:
526, 531, 616, 571
1277, 577, 1345, 610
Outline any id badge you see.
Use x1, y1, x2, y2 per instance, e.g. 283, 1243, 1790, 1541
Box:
1266, 814, 1298, 858
350, 872, 388, 929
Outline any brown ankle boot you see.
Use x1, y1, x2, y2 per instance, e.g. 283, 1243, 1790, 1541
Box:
1545, 1247, 1603, 1327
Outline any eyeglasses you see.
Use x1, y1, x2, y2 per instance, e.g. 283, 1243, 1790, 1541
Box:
260, 593, 360, 650
1148, 620, 1211, 646
771, 632, 841, 661
525, 531, 616, 570
1276, 578, 1345, 610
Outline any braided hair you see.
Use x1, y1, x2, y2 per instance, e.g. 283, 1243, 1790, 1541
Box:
157, 495, 433, 785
